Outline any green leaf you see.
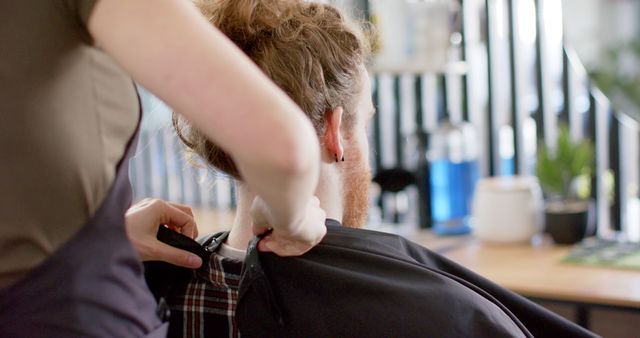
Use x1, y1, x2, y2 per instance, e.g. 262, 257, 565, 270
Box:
556, 126, 573, 174
535, 124, 594, 200
536, 146, 563, 194
571, 141, 594, 177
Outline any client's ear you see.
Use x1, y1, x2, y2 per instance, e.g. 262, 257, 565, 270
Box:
322, 107, 344, 163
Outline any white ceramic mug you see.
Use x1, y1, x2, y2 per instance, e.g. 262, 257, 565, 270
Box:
471, 176, 543, 243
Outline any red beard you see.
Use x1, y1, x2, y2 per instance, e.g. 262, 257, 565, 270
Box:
341, 164, 371, 228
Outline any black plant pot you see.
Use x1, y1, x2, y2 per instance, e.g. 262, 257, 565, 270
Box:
544, 200, 595, 245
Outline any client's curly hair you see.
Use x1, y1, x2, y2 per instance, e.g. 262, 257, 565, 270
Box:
173, 0, 370, 180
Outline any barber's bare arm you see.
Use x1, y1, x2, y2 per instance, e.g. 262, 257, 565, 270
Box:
88, 0, 325, 258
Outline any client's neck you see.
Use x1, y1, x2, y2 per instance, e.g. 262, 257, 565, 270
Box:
225, 167, 343, 251
225, 183, 257, 251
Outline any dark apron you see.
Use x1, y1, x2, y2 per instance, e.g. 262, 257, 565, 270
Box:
0, 111, 167, 337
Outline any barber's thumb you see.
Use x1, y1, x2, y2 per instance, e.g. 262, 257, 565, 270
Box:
155, 242, 202, 269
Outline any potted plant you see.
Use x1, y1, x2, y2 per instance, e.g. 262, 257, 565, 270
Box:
536, 126, 595, 244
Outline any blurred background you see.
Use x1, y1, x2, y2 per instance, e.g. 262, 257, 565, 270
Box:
131, 0, 640, 241
129, 1, 640, 335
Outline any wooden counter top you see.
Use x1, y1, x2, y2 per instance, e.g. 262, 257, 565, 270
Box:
411, 235, 640, 309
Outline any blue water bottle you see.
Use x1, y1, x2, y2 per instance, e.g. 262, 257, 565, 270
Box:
428, 118, 479, 235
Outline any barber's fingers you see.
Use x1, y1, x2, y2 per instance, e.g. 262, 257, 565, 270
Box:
150, 200, 198, 239
310, 196, 320, 207
165, 202, 198, 239
253, 196, 326, 256
168, 202, 194, 218
150, 241, 202, 269
125, 199, 202, 267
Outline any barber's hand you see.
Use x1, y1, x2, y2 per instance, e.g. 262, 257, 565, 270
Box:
251, 196, 327, 256
125, 198, 202, 268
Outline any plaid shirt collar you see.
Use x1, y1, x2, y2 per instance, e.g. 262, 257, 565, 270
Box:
166, 235, 243, 338
165, 219, 343, 338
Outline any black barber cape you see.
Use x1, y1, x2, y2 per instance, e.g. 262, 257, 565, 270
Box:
145, 220, 597, 338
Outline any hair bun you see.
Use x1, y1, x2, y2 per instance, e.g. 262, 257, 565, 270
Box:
198, 0, 334, 53
181, 0, 368, 180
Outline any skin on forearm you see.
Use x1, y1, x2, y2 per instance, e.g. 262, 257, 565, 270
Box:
88, 0, 321, 230
237, 152, 320, 232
